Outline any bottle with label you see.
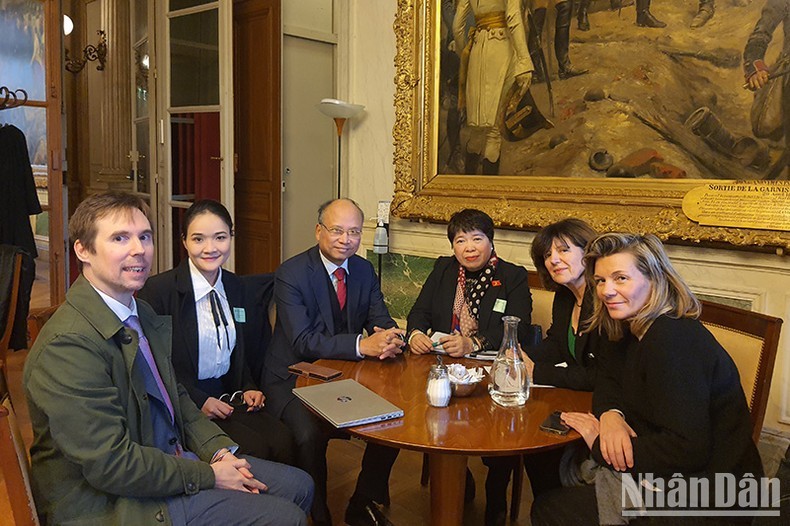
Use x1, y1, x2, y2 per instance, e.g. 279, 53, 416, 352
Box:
373, 220, 388, 254
488, 316, 529, 407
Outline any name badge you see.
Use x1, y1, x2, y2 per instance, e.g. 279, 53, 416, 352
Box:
493, 299, 507, 313
233, 307, 246, 323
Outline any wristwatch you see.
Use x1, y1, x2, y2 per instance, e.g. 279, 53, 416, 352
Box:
471, 336, 481, 353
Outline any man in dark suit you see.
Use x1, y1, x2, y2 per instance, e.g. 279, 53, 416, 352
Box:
264, 198, 406, 526
24, 191, 313, 525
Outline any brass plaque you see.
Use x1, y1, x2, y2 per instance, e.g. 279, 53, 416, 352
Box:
683, 182, 790, 232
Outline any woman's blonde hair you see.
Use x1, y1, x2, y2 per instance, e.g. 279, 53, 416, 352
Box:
584, 233, 700, 340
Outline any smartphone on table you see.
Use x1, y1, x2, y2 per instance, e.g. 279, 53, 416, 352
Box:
539, 411, 570, 435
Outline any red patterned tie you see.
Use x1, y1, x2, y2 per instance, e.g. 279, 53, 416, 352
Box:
333, 268, 346, 310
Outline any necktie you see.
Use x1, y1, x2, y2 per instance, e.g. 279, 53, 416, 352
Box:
333, 267, 347, 310
124, 315, 175, 423
209, 290, 230, 351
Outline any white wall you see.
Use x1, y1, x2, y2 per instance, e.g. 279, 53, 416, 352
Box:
345, 0, 396, 220
344, 1, 790, 433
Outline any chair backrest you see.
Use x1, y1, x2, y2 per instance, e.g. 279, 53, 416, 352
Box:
26, 305, 60, 349
527, 272, 555, 334
239, 273, 276, 384
1, 251, 23, 372
699, 300, 783, 444
0, 375, 39, 525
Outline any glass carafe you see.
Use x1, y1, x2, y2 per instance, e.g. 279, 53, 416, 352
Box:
488, 316, 529, 407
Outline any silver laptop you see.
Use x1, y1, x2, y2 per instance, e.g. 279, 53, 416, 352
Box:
292, 379, 404, 428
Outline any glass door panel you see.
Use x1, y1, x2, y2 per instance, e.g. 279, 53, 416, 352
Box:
171, 206, 188, 267
134, 40, 150, 117
169, 9, 219, 107
134, 121, 150, 193
171, 0, 215, 11
170, 111, 221, 202
134, 0, 148, 45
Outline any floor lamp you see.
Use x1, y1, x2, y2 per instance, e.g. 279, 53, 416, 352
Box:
317, 98, 364, 198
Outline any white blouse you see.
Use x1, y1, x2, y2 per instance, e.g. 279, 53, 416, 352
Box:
188, 259, 237, 380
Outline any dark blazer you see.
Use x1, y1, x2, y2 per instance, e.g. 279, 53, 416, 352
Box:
406, 256, 532, 349
527, 286, 603, 390
591, 315, 762, 479
138, 260, 256, 409
263, 245, 396, 417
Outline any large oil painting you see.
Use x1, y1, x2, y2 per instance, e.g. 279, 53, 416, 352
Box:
391, 0, 789, 250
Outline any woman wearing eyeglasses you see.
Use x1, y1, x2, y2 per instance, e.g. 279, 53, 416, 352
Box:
406, 208, 532, 525
139, 199, 295, 465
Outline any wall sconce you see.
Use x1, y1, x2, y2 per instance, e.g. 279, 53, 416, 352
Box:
65, 29, 108, 74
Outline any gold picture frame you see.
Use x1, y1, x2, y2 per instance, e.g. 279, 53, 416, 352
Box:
390, 1, 790, 251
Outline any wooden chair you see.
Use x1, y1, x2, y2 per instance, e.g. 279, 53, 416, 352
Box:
0, 251, 23, 374
1, 370, 39, 525
0, 276, 56, 525
26, 305, 60, 352
528, 272, 555, 337
699, 299, 783, 443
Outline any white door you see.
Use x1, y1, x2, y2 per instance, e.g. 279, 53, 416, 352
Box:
155, 0, 234, 270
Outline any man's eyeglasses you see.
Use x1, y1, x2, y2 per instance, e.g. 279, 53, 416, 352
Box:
320, 223, 362, 239
219, 390, 245, 407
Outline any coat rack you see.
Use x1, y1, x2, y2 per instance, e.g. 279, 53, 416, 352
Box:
0, 87, 29, 111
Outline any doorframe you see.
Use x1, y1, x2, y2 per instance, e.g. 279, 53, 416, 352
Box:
48, 0, 66, 304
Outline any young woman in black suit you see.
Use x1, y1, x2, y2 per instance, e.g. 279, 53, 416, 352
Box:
532, 233, 763, 525
138, 200, 294, 465
406, 209, 532, 526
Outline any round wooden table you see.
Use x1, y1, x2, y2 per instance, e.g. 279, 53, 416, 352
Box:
296, 353, 592, 526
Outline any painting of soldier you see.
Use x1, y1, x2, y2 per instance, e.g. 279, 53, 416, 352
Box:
450, 0, 536, 176
435, 0, 787, 181
744, 0, 789, 180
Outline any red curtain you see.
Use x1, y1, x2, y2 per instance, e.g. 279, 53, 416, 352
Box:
171, 112, 220, 202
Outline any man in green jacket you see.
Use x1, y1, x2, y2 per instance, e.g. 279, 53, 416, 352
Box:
24, 191, 313, 525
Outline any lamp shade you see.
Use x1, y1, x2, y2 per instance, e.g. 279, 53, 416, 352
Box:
63, 15, 74, 36
317, 98, 364, 120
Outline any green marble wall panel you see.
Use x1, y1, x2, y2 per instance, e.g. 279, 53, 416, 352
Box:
366, 251, 437, 320
365, 251, 755, 321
